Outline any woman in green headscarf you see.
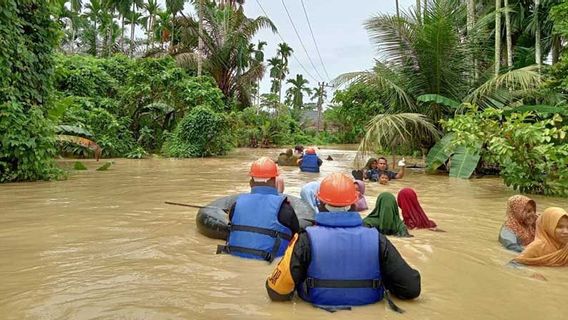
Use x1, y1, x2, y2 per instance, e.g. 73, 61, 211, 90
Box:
363, 192, 412, 237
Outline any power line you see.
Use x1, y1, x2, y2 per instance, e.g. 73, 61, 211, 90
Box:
300, 0, 331, 82
280, 0, 325, 82
253, 0, 319, 83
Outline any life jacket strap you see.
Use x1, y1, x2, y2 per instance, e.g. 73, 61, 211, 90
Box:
229, 224, 292, 241
216, 244, 276, 263
305, 277, 382, 289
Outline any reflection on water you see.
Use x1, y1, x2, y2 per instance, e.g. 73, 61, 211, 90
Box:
0, 147, 567, 320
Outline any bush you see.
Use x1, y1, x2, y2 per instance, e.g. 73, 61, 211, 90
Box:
442, 106, 568, 196
0, 0, 62, 182
162, 105, 232, 157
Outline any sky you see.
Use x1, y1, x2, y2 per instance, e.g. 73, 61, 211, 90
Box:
165, 0, 416, 105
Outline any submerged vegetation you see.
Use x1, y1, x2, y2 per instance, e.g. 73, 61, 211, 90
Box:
1, 0, 567, 196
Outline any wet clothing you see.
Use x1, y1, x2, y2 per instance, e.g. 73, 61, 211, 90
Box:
365, 169, 397, 182
364, 192, 411, 237
299, 154, 322, 173
224, 187, 300, 262
266, 213, 421, 304
514, 207, 568, 267
277, 154, 299, 166
353, 180, 368, 211
300, 181, 320, 213
499, 225, 525, 253
501, 195, 537, 249
397, 188, 437, 229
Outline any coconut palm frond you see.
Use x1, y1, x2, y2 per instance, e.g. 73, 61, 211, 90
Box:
466, 66, 542, 107
353, 113, 441, 168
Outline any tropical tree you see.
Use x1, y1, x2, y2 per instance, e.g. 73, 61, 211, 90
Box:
333, 0, 542, 157
175, 1, 277, 108
144, 0, 161, 49
276, 42, 293, 102
285, 74, 311, 111
165, 0, 186, 50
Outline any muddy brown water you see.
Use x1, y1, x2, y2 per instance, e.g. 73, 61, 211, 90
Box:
1, 147, 567, 320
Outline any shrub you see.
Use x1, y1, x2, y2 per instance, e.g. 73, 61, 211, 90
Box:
162, 105, 232, 157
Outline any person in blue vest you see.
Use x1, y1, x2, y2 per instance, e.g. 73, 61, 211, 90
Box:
266, 173, 420, 310
298, 148, 323, 173
217, 157, 300, 263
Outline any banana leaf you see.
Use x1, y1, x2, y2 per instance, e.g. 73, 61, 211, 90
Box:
417, 94, 460, 109
56, 135, 102, 161
448, 145, 481, 179
56, 125, 94, 138
426, 134, 454, 171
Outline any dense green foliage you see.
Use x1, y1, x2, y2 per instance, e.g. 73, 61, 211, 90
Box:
162, 105, 231, 157
442, 107, 568, 196
53, 55, 226, 157
326, 83, 386, 143
0, 0, 62, 182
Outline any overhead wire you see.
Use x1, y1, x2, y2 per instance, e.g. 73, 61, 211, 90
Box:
252, 0, 320, 83
279, 0, 325, 82
300, 0, 331, 82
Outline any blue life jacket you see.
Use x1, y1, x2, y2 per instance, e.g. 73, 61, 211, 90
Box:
219, 186, 292, 262
298, 212, 383, 307
300, 153, 320, 173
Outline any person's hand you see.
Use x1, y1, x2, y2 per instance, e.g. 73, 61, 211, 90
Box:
397, 158, 406, 167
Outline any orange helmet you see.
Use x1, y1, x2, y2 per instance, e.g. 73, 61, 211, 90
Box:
249, 157, 279, 178
305, 148, 316, 154
317, 173, 358, 206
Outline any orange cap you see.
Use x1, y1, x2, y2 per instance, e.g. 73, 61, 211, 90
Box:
249, 157, 279, 178
306, 148, 316, 154
317, 173, 358, 206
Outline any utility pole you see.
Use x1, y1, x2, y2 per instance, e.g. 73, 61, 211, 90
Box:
197, 0, 203, 76
316, 82, 327, 132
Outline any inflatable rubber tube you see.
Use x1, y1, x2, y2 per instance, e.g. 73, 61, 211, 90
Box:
196, 193, 316, 240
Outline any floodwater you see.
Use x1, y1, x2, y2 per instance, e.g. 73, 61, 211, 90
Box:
1, 147, 567, 320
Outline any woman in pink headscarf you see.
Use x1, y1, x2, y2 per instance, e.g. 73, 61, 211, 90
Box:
397, 188, 438, 230
353, 180, 368, 211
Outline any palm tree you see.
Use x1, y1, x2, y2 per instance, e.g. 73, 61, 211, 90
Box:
534, 0, 541, 72
165, 0, 185, 51
267, 57, 282, 94
495, 0, 502, 75
69, 0, 83, 53
175, 1, 277, 108
285, 74, 311, 111
154, 10, 172, 49
333, 0, 542, 156
504, 0, 513, 68
127, 8, 143, 56
311, 85, 327, 131
144, 0, 160, 49
276, 42, 293, 102
84, 0, 103, 55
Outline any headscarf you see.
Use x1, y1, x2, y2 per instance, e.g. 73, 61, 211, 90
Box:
397, 188, 437, 229
363, 192, 408, 236
300, 181, 320, 213
504, 195, 537, 246
514, 207, 568, 267
364, 158, 377, 170
353, 180, 368, 211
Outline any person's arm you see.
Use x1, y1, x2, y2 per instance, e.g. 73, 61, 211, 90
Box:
499, 226, 524, 253
317, 158, 323, 167
379, 234, 421, 299
228, 203, 236, 222
395, 159, 406, 179
278, 200, 300, 234
266, 232, 310, 301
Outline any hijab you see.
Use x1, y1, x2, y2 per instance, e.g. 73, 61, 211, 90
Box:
504, 195, 537, 246
353, 180, 368, 211
300, 181, 320, 213
514, 207, 568, 267
363, 192, 408, 236
397, 188, 437, 229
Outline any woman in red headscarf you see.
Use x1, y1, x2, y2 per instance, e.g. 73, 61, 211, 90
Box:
397, 188, 439, 230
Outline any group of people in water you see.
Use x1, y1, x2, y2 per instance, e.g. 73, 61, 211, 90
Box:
213, 151, 568, 311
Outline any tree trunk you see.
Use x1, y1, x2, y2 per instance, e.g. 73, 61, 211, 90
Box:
495, 0, 501, 76
535, 0, 542, 72
467, 0, 478, 81
552, 36, 561, 64
130, 3, 136, 57
121, 15, 125, 52
395, 0, 400, 20
504, 0, 513, 68
170, 13, 176, 52
93, 20, 98, 56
